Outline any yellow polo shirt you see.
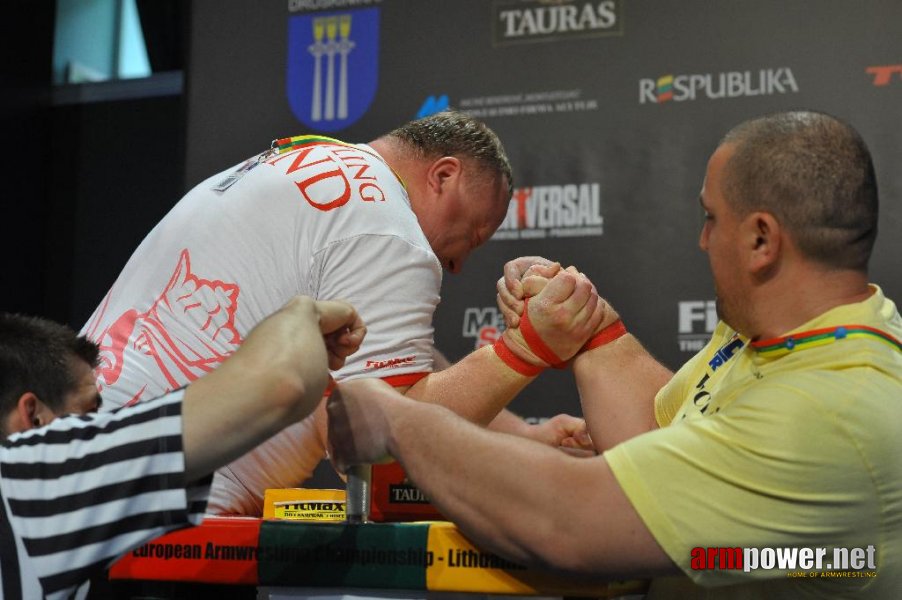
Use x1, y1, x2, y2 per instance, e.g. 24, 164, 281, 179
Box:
605, 286, 902, 598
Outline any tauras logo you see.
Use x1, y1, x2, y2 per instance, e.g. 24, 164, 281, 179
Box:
640, 68, 799, 104
677, 300, 716, 352
493, 0, 621, 44
866, 64, 902, 86
389, 483, 430, 504
462, 307, 506, 349
493, 183, 603, 240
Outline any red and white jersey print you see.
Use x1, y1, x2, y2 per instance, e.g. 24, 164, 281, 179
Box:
81, 140, 441, 411
84, 249, 242, 406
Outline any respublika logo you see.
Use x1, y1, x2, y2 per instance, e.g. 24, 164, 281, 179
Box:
866, 64, 902, 86
462, 307, 506, 350
493, 0, 622, 44
287, 8, 379, 131
492, 183, 603, 240
677, 300, 717, 352
639, 68, 798, 104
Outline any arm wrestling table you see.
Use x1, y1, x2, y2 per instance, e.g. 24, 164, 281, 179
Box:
109, 464, 646, 598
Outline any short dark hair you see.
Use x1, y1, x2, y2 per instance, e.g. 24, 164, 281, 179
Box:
0, 313, 99, 417
387, 110, 514, 198
720, 110, 878, 272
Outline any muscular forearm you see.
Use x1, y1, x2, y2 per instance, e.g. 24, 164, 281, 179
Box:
182, 298, 330, 481
383, 397, 672, 577
572, 334, 673, 452
404, 345, 534, 426
487, 407, 532, 437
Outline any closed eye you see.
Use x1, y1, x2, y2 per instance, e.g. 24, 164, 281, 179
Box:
698, 195, 712, 222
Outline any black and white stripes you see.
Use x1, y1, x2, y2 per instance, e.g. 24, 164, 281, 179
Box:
0, 389, 210, 599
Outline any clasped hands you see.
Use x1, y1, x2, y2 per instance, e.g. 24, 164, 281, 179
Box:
325, 256, 618, 474
495, 256, 620, 369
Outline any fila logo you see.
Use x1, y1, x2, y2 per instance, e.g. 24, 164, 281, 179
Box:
677, 300, 717, 352
865, 65, 902, 86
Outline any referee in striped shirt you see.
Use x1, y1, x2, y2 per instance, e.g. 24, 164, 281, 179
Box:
0, 296, 365, 599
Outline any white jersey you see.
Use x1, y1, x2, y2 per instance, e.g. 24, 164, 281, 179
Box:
81, 137, 441, 514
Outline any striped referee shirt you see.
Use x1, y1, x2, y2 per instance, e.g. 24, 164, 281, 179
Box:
0, 389, 210, 599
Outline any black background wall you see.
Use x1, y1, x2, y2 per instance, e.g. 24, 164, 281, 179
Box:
3, 1, 187, 329
3, 2, 57, 317
43, 96, 186, 326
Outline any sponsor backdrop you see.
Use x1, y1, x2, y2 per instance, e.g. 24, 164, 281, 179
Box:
186, 0, 902, 428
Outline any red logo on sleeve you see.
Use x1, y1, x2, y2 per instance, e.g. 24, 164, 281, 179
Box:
364, 356, 416, 370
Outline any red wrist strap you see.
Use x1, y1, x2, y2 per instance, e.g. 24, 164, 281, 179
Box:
492, 336, 545, 377
520, 298, 568, 368
581, 319, 627, 352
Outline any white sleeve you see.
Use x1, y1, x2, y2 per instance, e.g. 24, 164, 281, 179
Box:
311, 233, 441, 383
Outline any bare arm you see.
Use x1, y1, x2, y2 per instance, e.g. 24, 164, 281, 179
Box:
487, 408, 594, 454
497, 256, 671, 450
404, 270, 602, 426
402, 344, 534, 425
182, 297, 365, 481
429, 346, 593, 451
572, 335, 673, 452
430, 347, 531, 436
328, 379, 676, 578
564, 292, 672, 450
486, 407, 534, 437
400, 348, 532, 439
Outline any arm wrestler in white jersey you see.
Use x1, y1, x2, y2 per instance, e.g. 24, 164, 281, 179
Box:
81, 111, 597, 515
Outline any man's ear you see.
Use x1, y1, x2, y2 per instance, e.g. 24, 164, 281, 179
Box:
743, 211, 782, 275
4, 392, 39, 434
425, 156, 462, 194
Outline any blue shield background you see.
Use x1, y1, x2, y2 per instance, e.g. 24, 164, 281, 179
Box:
286, 8, 380, 132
